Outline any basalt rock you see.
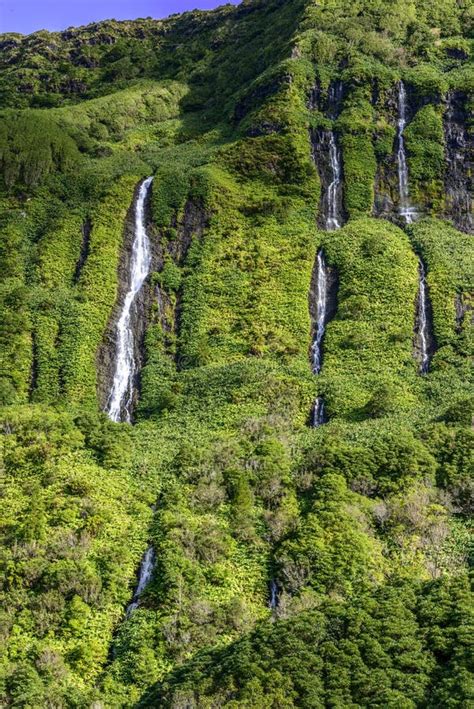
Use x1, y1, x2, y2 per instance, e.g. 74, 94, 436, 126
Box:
96, 181, 158, 415
444, 91, 473, 234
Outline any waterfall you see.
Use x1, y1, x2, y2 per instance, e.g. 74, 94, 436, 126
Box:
416, 261, 431, 375
269, 579, 279, 610
312, 130, 343, 231
396, 82, 417, 224
311, 250, 328, 375
106, 176, 153, 423
326, 132, 342, 230
310, 251, 330, 427
309, 82, 343, 427
126, 546, 155, 616
105, 177, 156, 615
313, 397, 326, 427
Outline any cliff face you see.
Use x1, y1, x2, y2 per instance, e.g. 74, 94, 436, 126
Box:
0, 1, 473, 707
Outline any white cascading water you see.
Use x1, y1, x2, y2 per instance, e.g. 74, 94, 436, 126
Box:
397, 81, 417, 224
105, 177, 156, 615
313, 397, 326, 427
326, 132, 342, 230
312, 250, 328, 376
269, 579, 279, 610
126, 546, 156, 616
106, 176, 153, 423
311, 250, 329, 427
417, 260, 430, 375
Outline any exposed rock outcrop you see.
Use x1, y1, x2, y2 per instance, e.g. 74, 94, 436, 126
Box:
444, 91, 473, 234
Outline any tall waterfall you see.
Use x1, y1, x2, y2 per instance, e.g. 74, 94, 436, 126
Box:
311, 251, 330, 427
126, 546, 155, 616
416, 261, 431, 375
397, 81, 417, 224
326, 133, 342, 230
105, 177, 156, 616
309, 82, 343, 428
312, 250, 328, 375
106, 176, 153, 423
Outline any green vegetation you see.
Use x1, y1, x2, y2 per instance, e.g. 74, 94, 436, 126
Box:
0, 0, 472, 706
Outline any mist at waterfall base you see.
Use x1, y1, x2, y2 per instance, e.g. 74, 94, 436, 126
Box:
0, 0, 240, 34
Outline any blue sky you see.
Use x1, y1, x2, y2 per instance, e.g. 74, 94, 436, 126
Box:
0, 0, 240, 35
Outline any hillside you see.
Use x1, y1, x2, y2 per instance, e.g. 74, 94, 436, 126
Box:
0, 0, 473, 706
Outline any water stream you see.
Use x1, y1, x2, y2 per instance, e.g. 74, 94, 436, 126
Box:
397, 81, 417, 224
106, 176, 154, 423
312, 250, 328, 376
105, 176, 156, 614
311, 250, 331, 427
269, 579, 279, 611
126, 546, 156, 616
326, 132, 342, 230
309, 81, 344, 426
416, 260, 431, 375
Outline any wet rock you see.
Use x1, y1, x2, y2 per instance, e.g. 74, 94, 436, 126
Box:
444, 91, 473, 234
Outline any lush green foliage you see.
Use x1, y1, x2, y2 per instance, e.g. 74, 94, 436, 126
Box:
144, 575, 473, 708
0, 0, 472, 706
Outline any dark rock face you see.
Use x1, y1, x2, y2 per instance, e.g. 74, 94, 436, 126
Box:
156, 199, 208, 369
308, 79, 344, 118
168, 199, 207, 266
456, 293, 474, 333
444, 91, 473, 234
96, 186, 209, 414
96, 181, 156, 415
373, 84, 399, 220
309, 80, 345, 230
311, 129, 345, 229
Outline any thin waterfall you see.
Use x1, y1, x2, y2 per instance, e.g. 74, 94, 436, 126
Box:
397, 81, 417, 224
269, 579, 279, 611
105, 177, 156, 615
309, 82, 343, 427
126, 546, 155, 616
106, 176, 153, 423
416, 261, 431, 375
313, 397, 326, 427
311, 251, 330, 427
326, 133, 342, 230
312, 130, 343, 231
311, 250, 328, 375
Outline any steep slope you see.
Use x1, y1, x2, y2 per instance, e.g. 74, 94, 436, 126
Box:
0, 0, 472, 706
